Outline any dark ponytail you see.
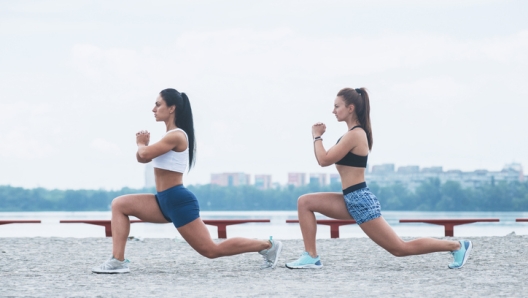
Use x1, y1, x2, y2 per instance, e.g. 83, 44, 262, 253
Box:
159, 88, 196, 170
337, 87, 373, 150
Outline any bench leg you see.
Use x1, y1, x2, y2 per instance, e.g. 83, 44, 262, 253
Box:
217, 225, 227, 239
105, 223, 112, 237
444, 224, 454, 237
330, 225, 340, 239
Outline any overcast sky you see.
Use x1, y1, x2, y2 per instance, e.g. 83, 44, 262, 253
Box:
1, 0, 527, 190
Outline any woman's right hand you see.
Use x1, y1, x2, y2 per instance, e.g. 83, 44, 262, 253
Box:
136, 130, 150, 146
312, 122, 326, 138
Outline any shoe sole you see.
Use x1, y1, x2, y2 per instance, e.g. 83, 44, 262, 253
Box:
270, 241, 283, 269
449, 240, 473, 269
92, 269, 130, 274
459, 241, 473, 268
285, 263, 323, 269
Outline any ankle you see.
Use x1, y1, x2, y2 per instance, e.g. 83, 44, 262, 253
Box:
307, 251, 317, 258
113, 255, 125, 262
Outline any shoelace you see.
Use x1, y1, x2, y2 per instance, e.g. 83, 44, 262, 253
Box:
99, 260, 114, 270
101, 258, 128, 269
260, 237, 275, 268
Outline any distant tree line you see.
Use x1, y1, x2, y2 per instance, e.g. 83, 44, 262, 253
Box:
0, 178, 527, 212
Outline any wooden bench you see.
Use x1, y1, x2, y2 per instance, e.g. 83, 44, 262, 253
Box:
516, 218, 528, 222
0, 220, 41, 225
286, 219, 357, 238
60, 220, 143, 237
59, 219, 271, 238
399, 218, 500, 237
202, 219, 271, 238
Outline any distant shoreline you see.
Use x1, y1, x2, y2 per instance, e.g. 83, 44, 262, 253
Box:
2, 179, 528, 212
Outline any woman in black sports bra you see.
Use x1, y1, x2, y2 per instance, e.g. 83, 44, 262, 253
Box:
285, 87, 473, 270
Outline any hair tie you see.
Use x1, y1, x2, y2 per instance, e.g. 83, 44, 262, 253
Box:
355, 88, 362, 94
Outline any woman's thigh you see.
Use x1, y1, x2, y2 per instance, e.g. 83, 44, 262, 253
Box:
359, 217, 404, 251
300, 192, 354, 220
177, 218, 216, 253
112, 193, 169, 224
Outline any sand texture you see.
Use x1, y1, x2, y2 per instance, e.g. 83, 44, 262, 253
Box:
1, 235, 527, 297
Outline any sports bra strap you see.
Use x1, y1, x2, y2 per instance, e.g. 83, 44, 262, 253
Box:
166, 128, 188, 141
349, 125, 362, 131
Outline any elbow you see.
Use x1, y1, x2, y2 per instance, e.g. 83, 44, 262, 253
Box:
137, 158, 150, 164
136, 150, 151, 163
317, 158, 332, 167
137, 149, 150, 160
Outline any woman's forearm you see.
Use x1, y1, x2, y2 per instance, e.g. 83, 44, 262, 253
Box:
136, 145, 151, 163
313, 140, 330, 167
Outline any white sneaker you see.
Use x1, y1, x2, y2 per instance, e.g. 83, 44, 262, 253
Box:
258, 237, 283, 269
92, 257, 130, 274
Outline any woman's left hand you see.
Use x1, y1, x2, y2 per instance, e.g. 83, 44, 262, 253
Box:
136, 130, 150, 146
312, 122, 326, 138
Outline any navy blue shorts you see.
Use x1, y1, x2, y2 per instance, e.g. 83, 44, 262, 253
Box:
154, 184, 200, 228
342, 182, 381, 225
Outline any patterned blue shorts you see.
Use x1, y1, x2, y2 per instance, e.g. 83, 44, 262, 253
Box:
343, 182, 381, 225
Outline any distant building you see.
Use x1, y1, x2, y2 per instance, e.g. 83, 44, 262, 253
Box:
211, 173, 250, 187
421, 166, 443, 173
503, 163, 524, 182
371, 164, 395, 174
366, 163, 525, 190
398, 165, 420, 174
254, 174, 272, 190
330, 173, 341, 185
309, 173, 327, 186
144, 164, 155, 188
288, 173, 306, 187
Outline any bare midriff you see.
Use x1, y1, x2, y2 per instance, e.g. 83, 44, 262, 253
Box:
154, 168, 184, 192
336, 164, 366, 190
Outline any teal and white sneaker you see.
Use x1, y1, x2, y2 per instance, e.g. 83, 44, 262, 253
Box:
92, 256, 130, 274
286, 252, 323, 269
448, 240, 473, 269
258, 237, 283, 269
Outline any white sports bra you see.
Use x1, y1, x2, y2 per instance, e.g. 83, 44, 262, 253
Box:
152, 128, 188, 173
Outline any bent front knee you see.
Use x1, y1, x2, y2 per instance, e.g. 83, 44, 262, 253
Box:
297, 194, 311, 210
111, 196, 125, 211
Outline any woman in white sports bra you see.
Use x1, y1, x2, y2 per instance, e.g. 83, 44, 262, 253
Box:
92, 88, 282, 273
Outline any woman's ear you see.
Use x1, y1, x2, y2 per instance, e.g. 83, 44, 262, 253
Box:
170, 105, 176, 114
348, 104, 355, 114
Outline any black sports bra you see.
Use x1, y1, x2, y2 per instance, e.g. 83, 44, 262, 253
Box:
335, 126, 368, 168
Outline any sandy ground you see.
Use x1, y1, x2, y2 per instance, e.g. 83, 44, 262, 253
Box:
1, 235, 527, 297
